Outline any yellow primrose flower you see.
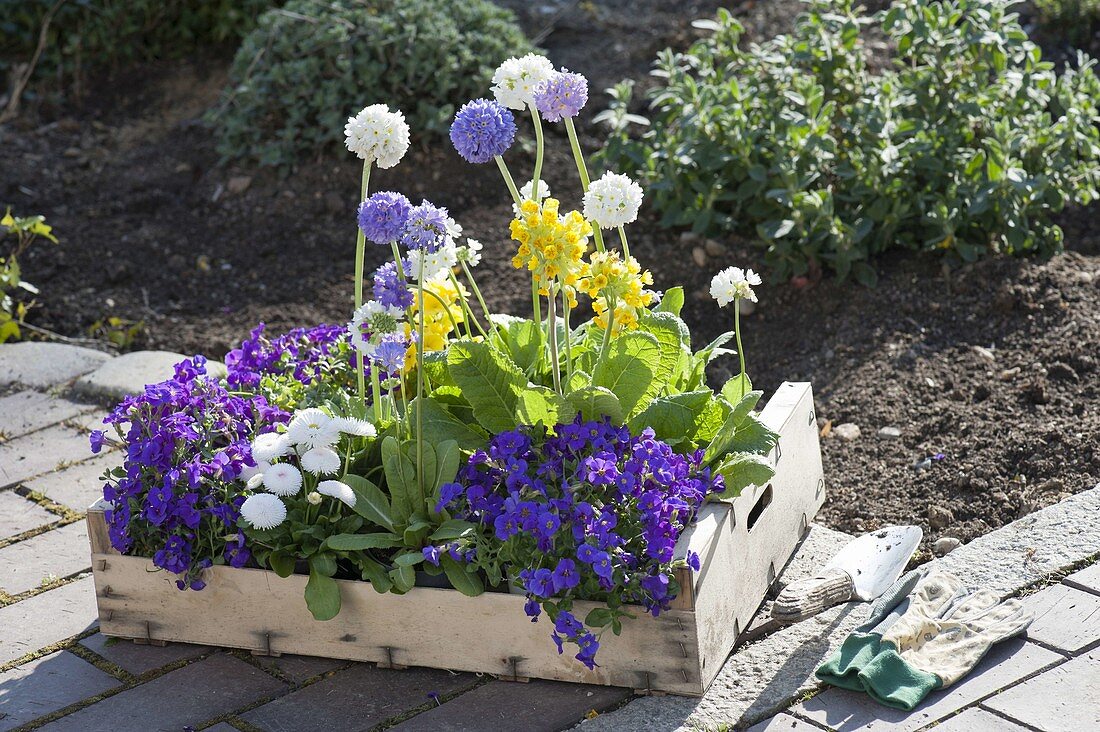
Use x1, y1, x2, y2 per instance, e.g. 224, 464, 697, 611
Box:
403, 278, 468, 369
578, 250, 654, 306
509, 198, 591, 291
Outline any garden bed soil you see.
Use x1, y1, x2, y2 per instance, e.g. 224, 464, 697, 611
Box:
2, 0, 1098, 553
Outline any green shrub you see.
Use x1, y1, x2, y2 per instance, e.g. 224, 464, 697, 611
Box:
1033, 0, 1100, 48
598, 0, 1100, 283
1, 210, 57, 343
211, 0, 534, 168
0, 1, 275, 90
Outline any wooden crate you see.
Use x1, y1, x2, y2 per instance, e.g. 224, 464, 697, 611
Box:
86, 382, 824, 696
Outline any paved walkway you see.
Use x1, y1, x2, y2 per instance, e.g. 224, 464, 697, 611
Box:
0, 342, 1097, 731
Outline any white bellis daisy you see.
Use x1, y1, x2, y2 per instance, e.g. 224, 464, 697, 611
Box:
240, 493, 287, 530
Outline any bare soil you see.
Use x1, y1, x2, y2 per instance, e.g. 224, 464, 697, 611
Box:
2, 0, 1098, 551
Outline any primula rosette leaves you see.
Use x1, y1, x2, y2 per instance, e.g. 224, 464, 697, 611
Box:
712, 453, 776, 500
563, 386, 624, 424
592, 331, 661, 415
409, 397, 486, 451
447, 340, 526, 433
628, 390, 722, 446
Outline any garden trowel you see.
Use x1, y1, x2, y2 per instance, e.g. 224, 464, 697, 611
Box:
771, 526, 923, 624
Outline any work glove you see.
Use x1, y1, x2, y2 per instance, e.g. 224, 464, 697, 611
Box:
857, 572, 1032, 710
816, 568, 955, 691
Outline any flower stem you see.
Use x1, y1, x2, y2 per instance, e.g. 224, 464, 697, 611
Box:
354, 162, 373, 406
547, 285, 561, 394
370, 369, 383, 423
596, 296, 616, 370
529, 103, 544, 201
562, 291, 573, 388
617, 225, 631, 259
447, 270, 482, 339
564, 116, 605, 253
416, 254, 425, 494
461, 260, 504, 343
734, 299, 747, 400
495, 156, 522, 206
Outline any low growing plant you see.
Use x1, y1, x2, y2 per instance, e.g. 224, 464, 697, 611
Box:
210, 0, 534, 168
598, 0, 1100, 283
1033, 0, 1100, 48
0, 209, 56, 342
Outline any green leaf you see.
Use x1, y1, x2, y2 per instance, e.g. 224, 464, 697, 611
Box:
713, 452, 776, 500
584, 607, 614, 628
628, 390, 713, 442
639, 312, 691, 392
720, 372, 753, 403
592, 331, 660, 416
410, 397, 486, 451
515, 385, 566, 427
441, 554, 484, 597
491, 315, 541, 373
393, 551, 425, 567
430, 439, 460, 492
325, 533, 401, 551
447, 340, 525, 432
342, 474, 395, 532
382, 437, 418, 525
655, 286, 684, 315
429, 519, 476, 541
357, 556, 393, 593
729, 390, 763, 425
310, 552, 337, 577
705, 393, 777, 464
268, 550, 296, 578
563, 386, 624, 423
305, 559, 341, 621
389, 564, 415, 593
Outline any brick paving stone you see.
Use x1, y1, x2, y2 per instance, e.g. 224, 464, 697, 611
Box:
79, 633, 208, 676
1022, 583, 1100, 654
0, 650, 119, 732
38, 653, 286, 732
249, 654, 347, 684
0, 343, 110, 390
73, 351, 190, 400
792, 639, 1062, 731
982, 650, 1100, 731
1064, 561, 1100, 596
932, 707, 1031, 731
242, 664, 474, 731
0, 491, 57, 541
391, 679, 632, 732
0, 522, 91, 595
747, 713, 828, 732
0, 392, 94, 441
0, 424, 96, 489
203, 725, 239, 732
0, 576, 97, 665
23, 453, 116, 512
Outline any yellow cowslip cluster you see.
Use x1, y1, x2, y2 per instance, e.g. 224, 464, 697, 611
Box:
404, 278, 468, 369
579, 250, 655, 335
509, 198, 591, 298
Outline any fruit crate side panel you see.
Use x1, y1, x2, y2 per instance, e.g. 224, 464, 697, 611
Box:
89, 551, 705, 694
691, 382, 825, 690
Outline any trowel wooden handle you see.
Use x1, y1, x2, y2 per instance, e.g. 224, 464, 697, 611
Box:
772, 568, 855, 623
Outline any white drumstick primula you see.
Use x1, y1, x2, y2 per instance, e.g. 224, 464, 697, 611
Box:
492, 54, 554, 110
240, 493, 287, 530
344, 104, 410, 169
709, 266, 762, 307
583, 172, 644, 229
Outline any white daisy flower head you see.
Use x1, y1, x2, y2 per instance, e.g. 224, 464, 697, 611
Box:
513, 180, 551, 216
250, 432, 290, 463
262, 462, 303, 497
300, 446, 342, 475
335, 417, 377, 438
456, 238, 483, 267
285, 408, 341, 450
246, 473, 265, 490
492, 54, 555, 110
240, 493, 287, 530
344, 104, 410, 168
307, 491, 323, 506
239, 460, 270, 482
317, 480, 357, 509
583, 172, 644, 229
710, 266, 762, 307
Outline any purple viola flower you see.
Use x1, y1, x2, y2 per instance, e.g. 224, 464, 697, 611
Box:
640, 572, 670, 601
534, 69, 589, 123
591, 551, 613, 581
552, 558, 579, 592
449, 98, 517, 164
435, 482, 464, 513
89, 430, 106, 454
574, 631, 600, 670
400, 200, 450, 252
525, 568, 555, 598
524, 598, 541, 621
576, 542, 598, 565
687, 550, 701, 572
422, 546, 442, 566
358, 191, 412, 245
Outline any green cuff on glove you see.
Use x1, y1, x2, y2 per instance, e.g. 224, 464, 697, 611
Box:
815, 632, 883, 691
857, 648, 942, 710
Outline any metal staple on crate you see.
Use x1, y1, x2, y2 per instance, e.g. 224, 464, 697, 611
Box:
678, 641, 688, 658
808, 409, 815, 426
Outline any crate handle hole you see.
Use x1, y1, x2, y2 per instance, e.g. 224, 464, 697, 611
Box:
746, 484, 773, 532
